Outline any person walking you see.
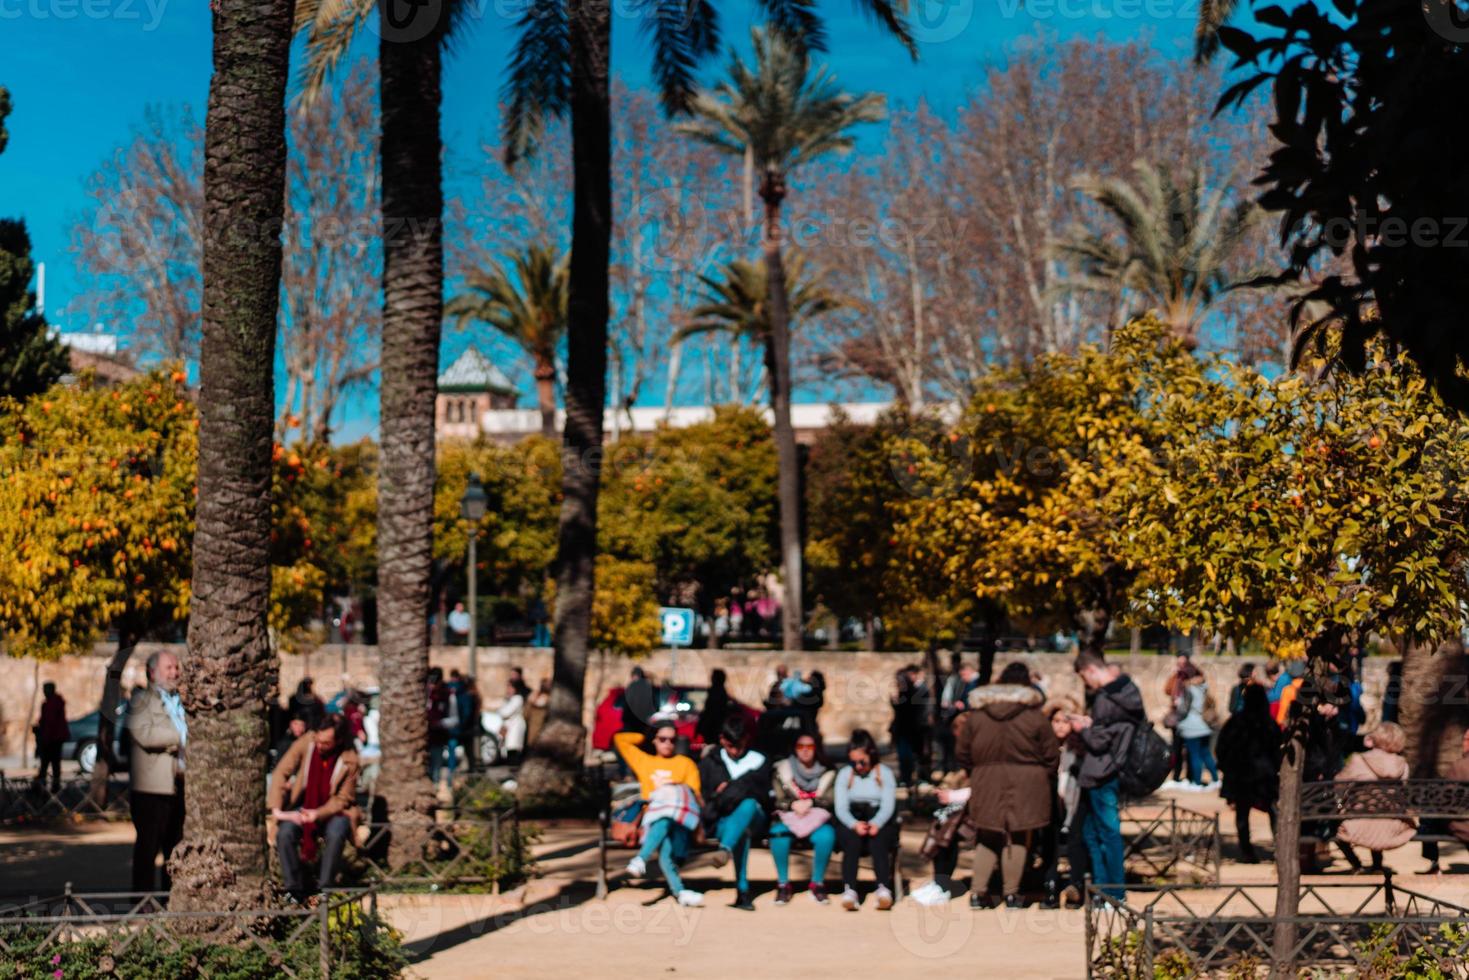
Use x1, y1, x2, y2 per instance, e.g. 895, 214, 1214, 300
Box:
269, 713, 361, 903
456, 673, 482, 771
1228, 664, 1256, 717
1070, 653, 1145, 901
1041, 699, 1089, 908
1162, 654, 1191, 783
426, 668, 460, 784
889, 665, 929, 787
1216, 684, 1282, 863
833, 728, 899, 911
34, 682, 70, 793
614, 724, 706, 907
128, 651, 187, 893
1176, 665, 1220, 789
288, 678, 325, 730
695, 668, 732, 748
699, 714, 772, 911
957, 662, 1060, 909
769, 733, 837, 905
938, 661, 980, 774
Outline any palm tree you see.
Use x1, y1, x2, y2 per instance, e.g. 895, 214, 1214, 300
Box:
502, 2, 913, 798
446, 244, 568, 438
168, 0, 294, 909
1053, 161, 1260, 350
680, 252, 843, 351
295, 0, 466, 844
680, 28, 884, 651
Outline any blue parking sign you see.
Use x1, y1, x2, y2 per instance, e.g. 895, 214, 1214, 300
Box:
660, 607, 695, 647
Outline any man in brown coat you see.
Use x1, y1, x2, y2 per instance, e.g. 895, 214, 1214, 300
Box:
957, 662, 1060, 907
268, 714, 360, 901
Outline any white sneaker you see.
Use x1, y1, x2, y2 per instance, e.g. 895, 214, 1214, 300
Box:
626, 856, 647, 878
875, 886, 894, 910
912, 883, 950, 907
841, 887, 859, 911
676, 889, 704, 907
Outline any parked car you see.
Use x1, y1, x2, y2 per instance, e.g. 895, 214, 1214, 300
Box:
60, 703, 131, 775
590, 685, 760, 754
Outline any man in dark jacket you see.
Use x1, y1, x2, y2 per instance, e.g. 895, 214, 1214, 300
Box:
1071, 653, 1144, 900
698, 714, 772, 911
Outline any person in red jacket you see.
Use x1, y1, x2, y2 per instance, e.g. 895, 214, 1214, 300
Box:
35, 682, 70, 793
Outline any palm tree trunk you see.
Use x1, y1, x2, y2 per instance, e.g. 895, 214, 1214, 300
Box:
168, 0, 293, 910
760, 170, 803, 653
1398, 638, 1467, 776
534, 353, 557, 438
517, 0, 611, 801
375, 20, 446, 855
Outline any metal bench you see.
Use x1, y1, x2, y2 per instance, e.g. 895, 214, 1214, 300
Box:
1299, 778, 1469, 850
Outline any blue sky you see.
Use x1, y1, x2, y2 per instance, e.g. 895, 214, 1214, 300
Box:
0, 0, 1207, 437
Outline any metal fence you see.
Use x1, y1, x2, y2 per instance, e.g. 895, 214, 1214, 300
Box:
347, 806, 526, 892
1085, 879, 1469, 978
0, 884, 388, 979
1119, 802, 1222, 883
0, 774, 130, 826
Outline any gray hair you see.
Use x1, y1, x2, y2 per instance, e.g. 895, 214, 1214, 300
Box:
145, 651, 162, 680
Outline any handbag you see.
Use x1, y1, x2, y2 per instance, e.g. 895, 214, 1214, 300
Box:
777, 806, 832, 838
609, 798, 645, 847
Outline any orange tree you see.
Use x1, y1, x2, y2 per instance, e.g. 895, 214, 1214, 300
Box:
891, 316, 1199, 653
271, 438, 378, 648
0, 368, 195, 787
1119, 338, 1469, 968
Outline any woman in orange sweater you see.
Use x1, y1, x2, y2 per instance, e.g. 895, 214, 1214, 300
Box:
614, 726, 705, 906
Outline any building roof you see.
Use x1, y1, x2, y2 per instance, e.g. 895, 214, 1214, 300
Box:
438, 346, 516, 394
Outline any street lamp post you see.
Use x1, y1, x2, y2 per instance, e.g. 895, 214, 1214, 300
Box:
461, 472, 488, 682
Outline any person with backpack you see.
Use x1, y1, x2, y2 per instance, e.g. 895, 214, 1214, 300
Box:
1176, 665, 1220, 790
1070, 653, 1148, 901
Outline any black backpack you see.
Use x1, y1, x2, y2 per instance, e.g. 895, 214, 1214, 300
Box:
1118, 721, 1171, 799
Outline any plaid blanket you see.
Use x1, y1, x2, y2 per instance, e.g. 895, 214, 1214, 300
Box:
642, 783, 701, 833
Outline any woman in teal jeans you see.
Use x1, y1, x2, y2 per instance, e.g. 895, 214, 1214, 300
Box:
769, 734, 836, 905
698, 714, 772, 911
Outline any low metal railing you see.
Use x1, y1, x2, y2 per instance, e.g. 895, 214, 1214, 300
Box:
0, 774, 130, 825
347, 806, 526, 892
1085, 879, 1469, 978
0, 884, 388, 979
1120, 801, 1222, 883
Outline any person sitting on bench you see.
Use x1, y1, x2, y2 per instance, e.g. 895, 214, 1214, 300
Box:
834, 728, 898, 911
770, 733, 837, 905
613, 725, 706, 906
1335, 722, 1414, 873
269, 713, 360, 903
699, 714, 772, 911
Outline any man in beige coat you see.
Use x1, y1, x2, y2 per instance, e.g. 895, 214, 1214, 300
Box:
268, 714, 360, 901
127, 651, 186, 893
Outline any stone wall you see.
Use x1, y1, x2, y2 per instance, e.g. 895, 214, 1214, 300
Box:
1, 643, 1390, 762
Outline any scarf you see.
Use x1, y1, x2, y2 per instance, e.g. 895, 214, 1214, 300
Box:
789, 757, 826, 795
721, 748, 765, 781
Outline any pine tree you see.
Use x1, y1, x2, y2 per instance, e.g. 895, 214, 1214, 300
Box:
0, 88, 67, 402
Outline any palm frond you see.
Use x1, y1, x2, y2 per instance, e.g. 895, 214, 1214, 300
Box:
502, 0, 571, 167
294, 0, 375, 105
1194, 0, 1242, 62
634, 0, 721, 115
848, 0, 917, 59
755, 0, 828, 53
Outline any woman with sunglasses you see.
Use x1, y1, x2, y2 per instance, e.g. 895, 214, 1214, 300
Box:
769, 733, 837, 905
834, 728, 899, 911
698, 714, 772, 911
614, 724, 706, 907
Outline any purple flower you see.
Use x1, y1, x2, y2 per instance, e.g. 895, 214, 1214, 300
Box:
50, 955, 61, 965
53, 971, 63, 979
